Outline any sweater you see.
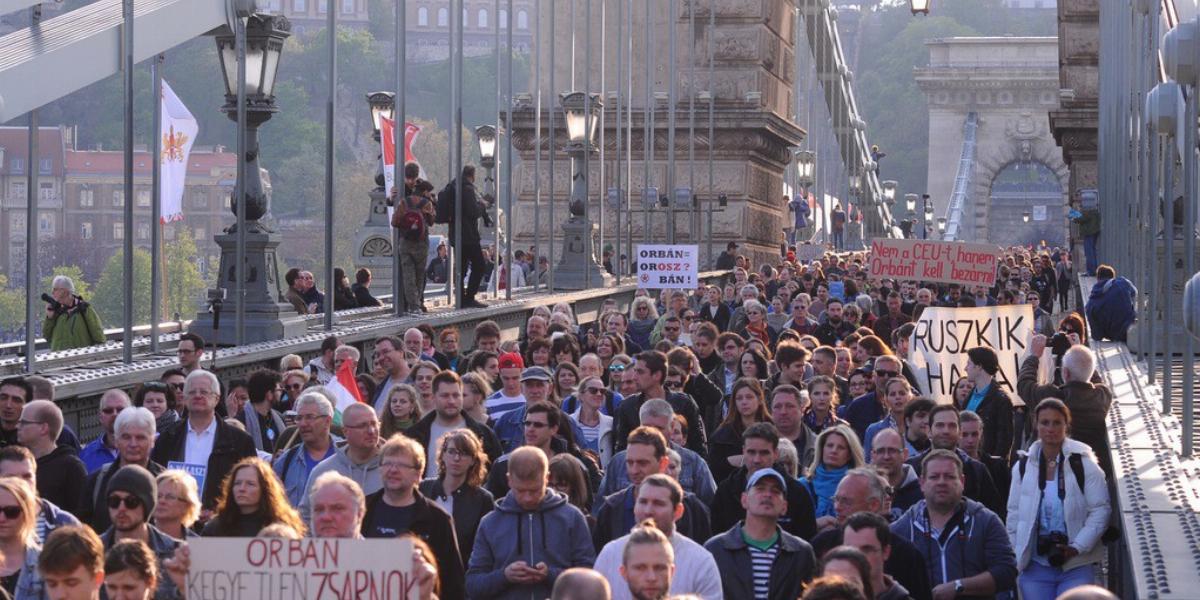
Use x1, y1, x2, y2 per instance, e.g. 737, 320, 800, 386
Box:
34, 446, 86, 514
594, 530, 724, 600
297, 442, 383, 525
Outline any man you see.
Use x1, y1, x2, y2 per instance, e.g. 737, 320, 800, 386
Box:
614, 522, 675, 600
658, 316, 685, 347
150, 369, 257, 509
594, 475, 721, 600
1085, 264, 1137, 341
597, 400, 716, 506
872, 293, 911, 344
551, 568, 612, 600
613, 351, 706, 457
960, 347, 1014, 460
891, 450, 1016, 600
405, 370, 503, 476
307, 335, 339, 384
176, 332, 205, 374
840, 355, 904, 443
770, 385, 815, 469
957, 411, 1010, 511
904, 404, 1003, 518
397, 179, 435, 314
443, 165, 491, 308
403, 327, 427, 361
707, 333, 745, 399
299, 270, 326, 313
352, 267, 383, 307
38, 526, 106, 600
466, 446, 595, 599
811, 346, 851, 402
240, 369, 286, 453
78, 407, 162, 533
785, 293, 820, 337
604, 312, 643, 355
309, 471, 368, 538
494, 367, 587, 454
813, 298, 855, 348
871, 429, 922, 517
299, 402, 383, 523
284, 268, 309, 315
715, 242, 738, 270
489, 402, 600, 498
709, 423, 817, 541
274, 391, 339, 508
0, 446, 81, 545
520, 315, 549, 355
486, 352, 527, 421
79, 389, 131, 474
100, 465, 182, 599
1018, 335, 1114, 477
43, 275, 105, 351
15, 399, 85, 513
371, 335, 410, 414
593, 427, 711, 550
843, 512, 917, 600
705, 468, 816, 600
362, 434, 465, 599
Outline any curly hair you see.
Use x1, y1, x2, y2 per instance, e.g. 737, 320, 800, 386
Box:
435, 429, 490, 488
210, 458, 305, 536
381, 384, 421, 439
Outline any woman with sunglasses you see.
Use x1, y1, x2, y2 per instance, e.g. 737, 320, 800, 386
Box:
133, 382, 178, 433
418, 429, 493, 569
277, 369, 310, 413
0, 478, 44, 599
571, 376, 615, 466
201, 457, 304, 537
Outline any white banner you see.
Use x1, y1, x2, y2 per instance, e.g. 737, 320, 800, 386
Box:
908, 305, 1033, 403
636, 245, 698, 289
159, 80, 197, 224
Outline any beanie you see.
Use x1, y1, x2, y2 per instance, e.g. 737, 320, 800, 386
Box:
107, 464, 157, 519
966, 346, 1000, 376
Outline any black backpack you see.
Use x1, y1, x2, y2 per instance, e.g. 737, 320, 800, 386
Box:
435, 183, 455, 225
1018, 452, 1086, 491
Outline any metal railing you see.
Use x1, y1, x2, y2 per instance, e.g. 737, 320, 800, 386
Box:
941, 112, 978, 242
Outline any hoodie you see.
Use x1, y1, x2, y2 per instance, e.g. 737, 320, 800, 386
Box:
298, 442, 383, 525
890, 464, 923, 519
1085, 276, 1137, 342
35, 445, 87, 514
890, 498, 1017, 597
466, 489, 595, 600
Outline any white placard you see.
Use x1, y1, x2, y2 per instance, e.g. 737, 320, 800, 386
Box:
908, 305, 1034, 403
636, 245, 699, 289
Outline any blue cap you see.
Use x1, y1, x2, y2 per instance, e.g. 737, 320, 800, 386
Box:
745, 467, 788, 492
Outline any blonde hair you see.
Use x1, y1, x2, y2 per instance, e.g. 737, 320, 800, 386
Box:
0, 478, 38, 546
806, 424, 867, 478
156, 470, 201, 527
381, 434, 427, 476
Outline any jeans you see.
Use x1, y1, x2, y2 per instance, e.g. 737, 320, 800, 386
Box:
1083, 234, 1099, 275
832, 230, 844, 250
1018, 561, 1095, 599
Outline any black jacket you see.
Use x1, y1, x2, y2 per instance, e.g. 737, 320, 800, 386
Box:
698, 302, 732, 332
363, 490, 465, 600
418, 478, 494, 568
443, 178, 483, 246
35, 446, 86, 514
683, 372, 724, 444
331, 285, 358, 310
78, 460, 166, 533
150, 418, 258, 509
710, 466, 818, 542
404, 411, 503, 465
705, 523, 816, 600
350, 283, 381, 307
705, 424, 744, 486
592, 485, 710, 551
810, 528, 932, 600
613, 391, 708, 458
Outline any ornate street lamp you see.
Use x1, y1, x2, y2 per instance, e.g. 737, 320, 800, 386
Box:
909, 0, 930, 15
366, 91, 395, 136
796, 150, 816, 190
554, 91, 613, 289
1022, 210, 1032, 223
881, 180, 898, 206
937, 217, 947, 235
474, 125, 498, 204
848, 172, 863, 197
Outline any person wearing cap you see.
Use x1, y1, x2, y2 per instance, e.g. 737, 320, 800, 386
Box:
962, 347, 1015, 461
485, 352, 528, 422
493, 366, 588, 454
710, 422, 817, 541
486, 401, 600, 499
100, 465, 182, 600
704, 467, 816, 600
715, 242, 738, 271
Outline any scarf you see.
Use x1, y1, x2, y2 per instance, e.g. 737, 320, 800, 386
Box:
745, 321, 770, 346
803, 409, 838, 433
811, 463, 849, 518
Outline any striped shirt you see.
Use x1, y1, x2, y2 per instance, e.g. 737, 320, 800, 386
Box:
484, 390, 525, 421
745, 533, 779, 600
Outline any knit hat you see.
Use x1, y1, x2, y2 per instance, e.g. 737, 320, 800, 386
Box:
106, 464, 157, 519
966, 346, 1000, 376
498, 352, 525, 371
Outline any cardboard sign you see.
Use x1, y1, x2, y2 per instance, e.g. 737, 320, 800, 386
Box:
187, 538, 414, 600
868, 239, 1000, 287
793, 244, 826, 262
168, 461, 208, 495
636, 245, 699, 289
908, 305, 1034, 403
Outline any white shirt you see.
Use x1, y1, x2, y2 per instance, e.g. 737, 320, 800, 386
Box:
184, 417, 218, 466
594, 530, 724, 600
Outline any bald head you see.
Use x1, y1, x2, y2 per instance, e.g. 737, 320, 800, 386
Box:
551, 568, 611, 600
1055, 586, 1118, 600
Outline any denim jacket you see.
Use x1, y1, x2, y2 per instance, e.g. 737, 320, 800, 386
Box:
12, 544, 44, 600
272, 435, 340, 508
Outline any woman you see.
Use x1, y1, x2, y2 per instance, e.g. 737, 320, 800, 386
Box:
627, 297, 658, 351
847, 368, 871, 401
857, 335, 893, 361
669, 414, 688, 448
842, 303, 863, 330
419, 429, 494, 568
863, 378, 912, 456
460, 373, 493, 424
279, 369, 310, 413
381, 384, 421, 439
805, 376, 848, 435
104, 540, 158, 600
952, 375, 974, 411
699, 285, 732, 331
201, 457, 305, 537
596, 334, 626, 373
0, 478, 42, 599
570, 376, 614, 467
736, 348, 770, 383
1058, 313, 1088, 346
355, 374, 377, 410
554, 362, 580, 401
525, 338, 553, 369
133, 381, 179, 433
708, 377, 773, 484
331, 267, 358, 310
735, 300, 780, 348
153, 471, 200, 540
835, 347, 854, 379
1007, 399, 1111, 598
799, 425, 866, 532
548, 454, 595, 530
551, 335, 582, 368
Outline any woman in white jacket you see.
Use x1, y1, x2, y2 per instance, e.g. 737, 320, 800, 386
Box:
571, 376, 615, 467
1006, 398, 1111, 598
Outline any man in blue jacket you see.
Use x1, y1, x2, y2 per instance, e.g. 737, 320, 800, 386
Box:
1085, 264, 1137, 342
467, 446, 595, 599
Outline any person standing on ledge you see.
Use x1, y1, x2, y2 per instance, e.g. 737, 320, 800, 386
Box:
43, 275, 104, 351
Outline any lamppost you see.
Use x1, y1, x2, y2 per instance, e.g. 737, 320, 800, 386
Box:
354, 91, 399, 286
475, 125, 498, 202
937, 217, 947, 238
796, 150, 816, 243
1022, 210, 1031, 223
904, 193, 918, 239
909, 0, 930, 15
554, 91, 613, 289
190, 14, 306, 346
923, 196, 934, 239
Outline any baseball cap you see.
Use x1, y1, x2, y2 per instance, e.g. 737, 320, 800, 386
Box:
727, 242, 739, 250
498, 352, 525, 371
521, 366, 553, 382
745, 467, 787, 492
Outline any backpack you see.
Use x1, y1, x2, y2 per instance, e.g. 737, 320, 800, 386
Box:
434, 183, 455, 225
1018, 452, 1086, 492
394, 195, 428, 241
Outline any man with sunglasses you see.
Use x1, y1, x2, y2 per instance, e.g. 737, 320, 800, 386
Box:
493, 367, 588, 455
487, 402, 600, 499
838, 355, 904, 443
79, 389, 131, 474
100, 465, 182, 600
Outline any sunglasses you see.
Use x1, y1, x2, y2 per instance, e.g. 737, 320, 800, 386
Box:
523, 421, 549, 429
608, 364, 627, 372
584, 387, 606, 395
100, 407, 124, 415
874, 370, 900, 379
0, 505, 20, 520
107, 495, 143, 510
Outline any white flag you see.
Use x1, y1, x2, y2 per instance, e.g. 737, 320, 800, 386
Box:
159, 80, 198, 224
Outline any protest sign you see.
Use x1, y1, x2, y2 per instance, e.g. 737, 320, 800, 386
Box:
908, 305, 1033, 403
793, 244, 826, 262
187, 537, 414, 600
636, 245, 698, 289
828, 281, 845, 302
168, 461, 207, 495
868, 239, 1000, 287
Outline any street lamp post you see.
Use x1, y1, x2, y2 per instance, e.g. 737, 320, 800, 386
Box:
190, 14, 306, 346
353, 91, 399, 304
1022, 210, 1031, 223
475, 125, 498, 203
937, 217, 947, 237
921, 194, 933, 240
909, 0, 931, 15
904, 193, 918, 239
554, 92, 614, 289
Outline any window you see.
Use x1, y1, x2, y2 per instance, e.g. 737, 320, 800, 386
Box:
437, 7, 447, 26
293, 0, 305, 11
137, 189, 151, 207
517, 10, 527, 29
112, 189, 124, 207
10, 181, 25, 199
137, 222, 150, 239
499, 8, 507, 28
318, 0, 326, 13
81, 222, 93, 240
418, 6, 428, 26
38, 182, 54, 201
223, 194, 232, 209
113, 222, 124, 240
9, 214, 24, 235
80, 187, 94, 207
39, 158, 51, 175
478, 8, 488, 28
10, 158, 23, 174
192, 190, 208, 208
341, 0, 353, 13
38, 213, 52, 235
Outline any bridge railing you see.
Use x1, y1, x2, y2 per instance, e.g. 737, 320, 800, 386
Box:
941, 112, 977, 242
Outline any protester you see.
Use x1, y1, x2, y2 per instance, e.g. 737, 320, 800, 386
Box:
133, 382, 179, 434
799, 424, 866, 532
710, 422, 817, 541
960, 347, 1015, 460
707, 377, 773, 484
103, 538, 158, 600
405, 371, 502, 476
904, 405, 1003, 518
596, 400, 717, 506
16, 400, 85, 514
79, 390, 131, 474
78, 408, 162, 533
37, 526, 107, 600
272, 390, 338, 508
307, 471, 367, 538
443, 165, 491, 308
201, 457, 304, 537
1084, 264, 1136, 342
420, 429, 494, 568
820, 546, 875, 599
239, 369, 286, 454
152, 470, 200, 541
613, 351, 707, 458
99, 465, 182, 600
298, 403, 382, 524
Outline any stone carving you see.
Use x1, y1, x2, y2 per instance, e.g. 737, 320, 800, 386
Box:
361, 236, 393, 257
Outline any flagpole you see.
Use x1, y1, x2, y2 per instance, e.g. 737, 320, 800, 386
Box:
393, 0, 405, 317
122, 0, 135, 363
150, 54, 163, 353
324, 0, 337, 330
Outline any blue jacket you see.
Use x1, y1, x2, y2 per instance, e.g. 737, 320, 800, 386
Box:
493, 404, 588, 455
79, 435, 117, 475
36, 499, 80, 546
271, 435, 340, 508
890, 498, 1017, 593
11, 544, 44, 600
1086, 276, 1137, 342
466, 489, 595, 599
838, 391, 884, 443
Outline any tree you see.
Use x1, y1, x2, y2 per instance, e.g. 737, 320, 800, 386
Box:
0, 276, 26, 339
40, 266, 92, 302
91, 249, 153, 328
164, 229, 210, 321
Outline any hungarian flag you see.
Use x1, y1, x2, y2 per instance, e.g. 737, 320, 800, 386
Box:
380, 116, 422, 199
158, 80, 197, 224
324, 359, 364, 424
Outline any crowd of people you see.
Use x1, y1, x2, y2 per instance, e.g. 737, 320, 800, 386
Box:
0, 240, 1134, 600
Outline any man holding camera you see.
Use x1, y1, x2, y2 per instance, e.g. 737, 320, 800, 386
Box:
43, 275, 104, 351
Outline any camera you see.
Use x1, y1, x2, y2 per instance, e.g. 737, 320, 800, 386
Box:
1049, 331, 1072, 357
1037, 531, 1070, 567
41, 293, 65, 315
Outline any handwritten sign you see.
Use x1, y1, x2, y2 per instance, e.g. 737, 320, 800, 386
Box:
793, 244, 826, 262
908, 305, 1033, 403
636, 245, 698, 289
868, 239, 1000, 287
187, 537, 414, 600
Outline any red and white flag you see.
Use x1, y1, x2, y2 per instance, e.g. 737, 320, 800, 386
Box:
380, 117, 422, 199
324, 359, 364, 421
158, 80, 197, 224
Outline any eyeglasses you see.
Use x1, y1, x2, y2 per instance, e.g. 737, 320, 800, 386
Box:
285, 383, 305, 391
523, 420, 550, 429
583, 387, 606, 395
874, 370, 899, 379
872, 447, 902, 455
0, 505, 21, 520
107, 495, 143, 510
157, 492, 183, 503
15, 420, 42, 428
100, 407, 125, 415
665, 381, 683, 389
168, 383, 185, 391
296, 414, 329, 423
381, 461, 419, 471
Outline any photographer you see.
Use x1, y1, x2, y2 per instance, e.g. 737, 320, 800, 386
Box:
1006, 399, 1110, 598
42, 275, 104, 351
440, 165, 492, 308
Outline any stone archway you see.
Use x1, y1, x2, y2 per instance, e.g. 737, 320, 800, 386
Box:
968, 117, 1070, 243
983, 159, 1068, 246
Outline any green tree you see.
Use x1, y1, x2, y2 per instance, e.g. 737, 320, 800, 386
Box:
0, 276, 26, 335
91, 249, 153, 328
164, 229, 210, 320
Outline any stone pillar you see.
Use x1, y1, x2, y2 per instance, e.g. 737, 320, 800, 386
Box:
508, 0, 804, 273
354, 188, 395, 294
